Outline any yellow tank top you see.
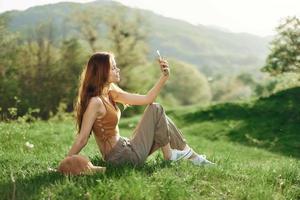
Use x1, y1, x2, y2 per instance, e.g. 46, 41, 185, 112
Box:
92, 94, 121, 157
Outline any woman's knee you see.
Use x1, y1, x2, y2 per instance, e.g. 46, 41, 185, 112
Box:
144, 102, 165, 122
148, 102, 163, 111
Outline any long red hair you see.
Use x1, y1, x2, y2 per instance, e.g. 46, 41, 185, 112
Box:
74, 52, 112, 132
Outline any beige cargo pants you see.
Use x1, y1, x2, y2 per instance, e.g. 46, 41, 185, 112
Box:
104, 103, 187, 166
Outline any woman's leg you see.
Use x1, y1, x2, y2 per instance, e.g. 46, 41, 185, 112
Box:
146, 112, 194, 157
160, 115, 213, 162
161, 143, 172, 160
130, 103, 189, 163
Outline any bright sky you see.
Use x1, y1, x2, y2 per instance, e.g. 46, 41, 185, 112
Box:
0, 0, 299, 36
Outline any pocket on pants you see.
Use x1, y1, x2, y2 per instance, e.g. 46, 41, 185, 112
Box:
107, 146, 139, 166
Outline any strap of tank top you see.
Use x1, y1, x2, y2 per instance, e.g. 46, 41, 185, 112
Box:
98, 95, 108, 110
100, 94, 117, 111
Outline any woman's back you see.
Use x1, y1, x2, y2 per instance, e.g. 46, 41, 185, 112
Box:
92, 94, 121, 158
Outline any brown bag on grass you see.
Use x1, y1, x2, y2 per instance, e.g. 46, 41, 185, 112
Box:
57, 155, 106, 175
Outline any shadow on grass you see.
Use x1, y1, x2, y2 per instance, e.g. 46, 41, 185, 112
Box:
0, 155, 173, 200
182, 87, 300, 158
90, 154, 174, 178
0, 170, 65, 200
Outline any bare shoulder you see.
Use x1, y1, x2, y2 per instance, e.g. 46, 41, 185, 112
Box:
109, 88, 128, 101
109, 89, 119, 100
88, 97, 106, 118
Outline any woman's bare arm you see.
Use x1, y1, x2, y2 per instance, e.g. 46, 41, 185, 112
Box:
112, 60, 170, 106
67, 97, 105, 156
111, 74, 168, 105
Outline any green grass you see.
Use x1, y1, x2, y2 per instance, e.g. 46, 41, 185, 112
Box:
1, 88, 300, 199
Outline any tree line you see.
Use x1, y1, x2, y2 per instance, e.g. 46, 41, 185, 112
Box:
0, 6, 213, 120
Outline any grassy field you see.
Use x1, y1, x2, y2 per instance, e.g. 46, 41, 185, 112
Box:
0, 87, 300, 200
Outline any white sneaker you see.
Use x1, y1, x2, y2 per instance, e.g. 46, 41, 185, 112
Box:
170, 148, 193, 161
189, 154, 215, 166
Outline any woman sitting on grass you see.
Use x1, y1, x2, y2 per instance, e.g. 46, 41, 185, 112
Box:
58, 52, 214, 175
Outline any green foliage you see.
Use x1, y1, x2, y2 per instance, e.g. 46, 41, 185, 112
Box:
18, 108, 41, 123
210, 74, 254, 102
236, 73, 256, 87
0, 1, 275, 120
163, 59, 211, 106
182, 86, 300, 158
0, 8, 150, 120
262, 16, 300, 75
49, 102, 73, 122
104, 6, 149, 90
58, 38, 85, 111
255, 73, 300, 97
15, 21, 62, 118
0, 16, 21, 117
0, 88, 299, 199
254, 78, 278, 97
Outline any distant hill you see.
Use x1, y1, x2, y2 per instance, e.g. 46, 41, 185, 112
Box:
1, 0, 272, 76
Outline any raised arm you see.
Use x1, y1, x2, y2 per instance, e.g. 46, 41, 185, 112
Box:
111, 59, 170, 106
67, 97, 105, 156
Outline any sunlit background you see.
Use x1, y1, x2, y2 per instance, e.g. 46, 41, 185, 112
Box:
0, 1, 299, 199
0, 0, 299, 118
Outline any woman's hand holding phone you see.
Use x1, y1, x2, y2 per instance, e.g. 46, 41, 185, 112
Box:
156, 50, 170, 77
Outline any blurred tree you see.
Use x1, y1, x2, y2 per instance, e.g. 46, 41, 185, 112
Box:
210, 74, 254, 102
58, 38, 85, 112
69, 5, 149, 92
104, 6, 149, 90
162, 60, 211, 106
255, 78, 278, 97
17, 21, 61, 118
262, 16, 300, 75
236, 73, 256, 87
70, 8, 102, 52
255, 72, 300, 97
0, 15, 20, 118
0, 7, 158, 119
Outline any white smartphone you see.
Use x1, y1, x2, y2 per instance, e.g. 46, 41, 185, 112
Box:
156, 50, 162, 60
